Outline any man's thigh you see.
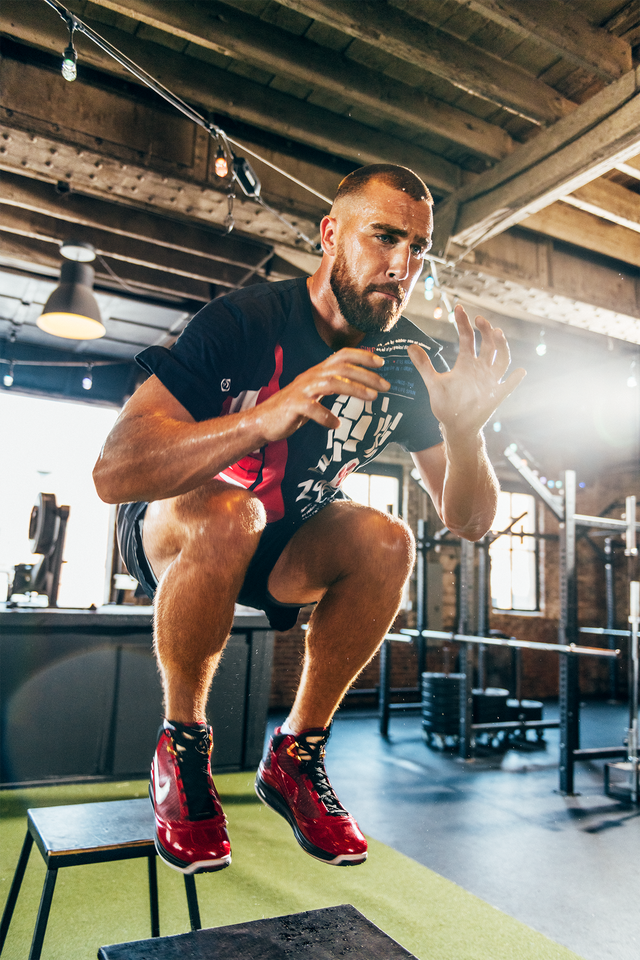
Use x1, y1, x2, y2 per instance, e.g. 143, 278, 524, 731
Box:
268, 500, 412, 605
142, 479, 266, 582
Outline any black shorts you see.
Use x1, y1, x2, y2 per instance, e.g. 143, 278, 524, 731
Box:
116, 501, 305, 631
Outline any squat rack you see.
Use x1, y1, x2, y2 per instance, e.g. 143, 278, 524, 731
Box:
378, 464, 639, 798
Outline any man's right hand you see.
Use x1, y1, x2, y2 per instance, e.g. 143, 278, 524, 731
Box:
255, 348, 390, 442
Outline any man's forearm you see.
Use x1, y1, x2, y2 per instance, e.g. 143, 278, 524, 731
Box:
439, 429, 498, 541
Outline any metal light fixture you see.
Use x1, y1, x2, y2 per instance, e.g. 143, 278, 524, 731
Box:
60, 239, 96, 262
37, 261, 105, 340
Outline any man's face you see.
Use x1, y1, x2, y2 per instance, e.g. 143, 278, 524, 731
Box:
328, 181, 432, 335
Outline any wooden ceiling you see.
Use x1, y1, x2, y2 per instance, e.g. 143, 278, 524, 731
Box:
0, 0, 639, 474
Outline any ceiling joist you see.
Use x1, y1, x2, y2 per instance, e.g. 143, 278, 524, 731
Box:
85, 0, 514, 162
274, 0, 575, 124
444, 0, 632, 82
433, 65, 640, 257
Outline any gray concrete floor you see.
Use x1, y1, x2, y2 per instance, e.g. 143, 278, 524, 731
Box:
268, 702, 639, 960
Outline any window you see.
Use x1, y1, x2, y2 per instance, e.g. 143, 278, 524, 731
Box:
490, 491, 538, 611
0, 392, 118, 607
341, 464, 402, 516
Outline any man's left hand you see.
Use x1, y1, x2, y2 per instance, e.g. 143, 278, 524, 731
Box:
407, 303, 525, 439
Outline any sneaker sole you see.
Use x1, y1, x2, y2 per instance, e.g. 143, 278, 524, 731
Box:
255, 774, 367, 866
154, 836, 231, 875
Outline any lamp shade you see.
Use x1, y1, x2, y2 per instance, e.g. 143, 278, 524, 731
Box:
37, 261, 106, 340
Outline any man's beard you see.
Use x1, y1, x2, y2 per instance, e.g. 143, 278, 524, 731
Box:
330, 256, 406, 334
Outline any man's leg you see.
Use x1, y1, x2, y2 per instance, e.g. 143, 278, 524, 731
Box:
256, 500, 415, 865
140, 480, 266, 874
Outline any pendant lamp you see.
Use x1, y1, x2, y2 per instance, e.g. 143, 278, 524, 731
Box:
37, 260, 106, 340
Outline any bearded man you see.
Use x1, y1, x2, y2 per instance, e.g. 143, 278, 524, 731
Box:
94, 163, 525, 875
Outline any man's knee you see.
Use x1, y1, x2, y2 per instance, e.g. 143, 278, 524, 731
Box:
351, 507, 415, 571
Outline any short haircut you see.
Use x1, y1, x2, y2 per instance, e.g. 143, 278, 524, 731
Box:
334, 163, 433, 205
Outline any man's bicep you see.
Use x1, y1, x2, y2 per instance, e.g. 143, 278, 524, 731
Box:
411, 443, 446, 516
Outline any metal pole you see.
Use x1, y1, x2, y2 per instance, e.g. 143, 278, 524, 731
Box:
416, 520, 427, 677
604, 537, 618, 701
559, 470, 579, 795
476, 538, 488, 691
628, 581, 639, 803
458, 539, 475, 760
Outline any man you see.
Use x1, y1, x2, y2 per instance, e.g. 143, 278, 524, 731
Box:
94, 163, 525, 875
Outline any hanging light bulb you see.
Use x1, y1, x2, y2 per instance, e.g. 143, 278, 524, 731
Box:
627, 360, 638, 388
82, 364, 93, 390
433, 306, 443, 319
214, 145, 229, 178
61, 22, 78, 82
424, 273, 435, 301
536, 330, 547, 356
3, 361, 15, 388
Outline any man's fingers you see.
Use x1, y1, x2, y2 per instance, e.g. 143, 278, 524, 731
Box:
454, 304, 476, 353
497, 366, 527, 401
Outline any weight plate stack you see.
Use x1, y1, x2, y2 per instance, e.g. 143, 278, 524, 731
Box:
422, 672, 462, 737
28, 493, 58, 555
472, 687, 510, 725
507, 699, 544, 723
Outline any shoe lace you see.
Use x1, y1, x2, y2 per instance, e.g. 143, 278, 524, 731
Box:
172, 725, 217, 820
292, 732, 346, 816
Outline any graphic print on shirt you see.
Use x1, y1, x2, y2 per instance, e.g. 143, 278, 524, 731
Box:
216, 345, 289, 523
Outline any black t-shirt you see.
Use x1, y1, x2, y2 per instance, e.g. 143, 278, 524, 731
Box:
137, 277, 447, 529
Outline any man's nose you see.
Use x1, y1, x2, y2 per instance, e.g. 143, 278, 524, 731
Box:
386, 245, 410, 281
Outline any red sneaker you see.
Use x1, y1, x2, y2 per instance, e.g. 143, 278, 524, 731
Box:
255, 727, 367, 866
150, 720, 231, 874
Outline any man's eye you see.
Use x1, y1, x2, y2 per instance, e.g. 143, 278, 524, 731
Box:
377, 234, 393, 244
411, 245, 424, 257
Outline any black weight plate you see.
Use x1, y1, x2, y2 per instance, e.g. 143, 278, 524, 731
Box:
29, 493, 57, 555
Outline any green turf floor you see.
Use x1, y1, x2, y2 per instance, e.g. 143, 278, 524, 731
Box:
1, 775, 584, 960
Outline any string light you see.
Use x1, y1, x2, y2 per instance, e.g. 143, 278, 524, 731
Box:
433, 306, 443, 319
424, 274, 435, 301
214, 145, 229, 179
536, 330, 547, 356
82, 363, 93, 390
61, 20, 77, 81
3, 361, 15, 388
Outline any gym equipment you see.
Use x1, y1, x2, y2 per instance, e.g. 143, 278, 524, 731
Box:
8, 493, 70, 607
0, 799, 201, 960
97, 904, 417, 960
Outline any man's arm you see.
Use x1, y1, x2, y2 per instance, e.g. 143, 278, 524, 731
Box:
408, 304, 525, 541
93, 349, 390, 504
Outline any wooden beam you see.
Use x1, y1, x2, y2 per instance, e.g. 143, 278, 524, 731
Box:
0, 232, 216, 302
0, 205, 277, 288
0, 1, 461, 194
274, 0, 575, 124
432, 65, 640, 255
0, 171, 274, 268
442, 0, 632, 82
563, 179, 640, 234
86, 0, 513, 162
520, 202, 640, 270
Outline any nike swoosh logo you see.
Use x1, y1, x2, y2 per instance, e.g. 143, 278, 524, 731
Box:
153, 754, 171, 805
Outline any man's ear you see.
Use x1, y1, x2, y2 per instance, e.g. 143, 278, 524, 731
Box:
320, 215, 338, 256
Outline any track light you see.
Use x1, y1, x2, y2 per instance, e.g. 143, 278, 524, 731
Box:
214, 145, 229, 179
37, 261, 105, 340
82, 364, 93, 390
3, 361, 14, 388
